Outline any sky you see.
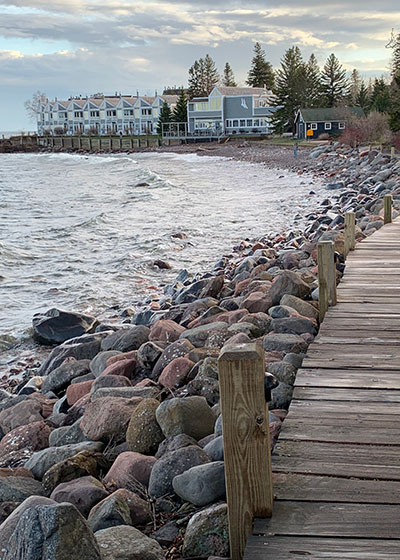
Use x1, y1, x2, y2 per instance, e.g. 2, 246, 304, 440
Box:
0, 0, 398, 131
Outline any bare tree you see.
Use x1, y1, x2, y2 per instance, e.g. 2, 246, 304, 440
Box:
24, 91, 48, 121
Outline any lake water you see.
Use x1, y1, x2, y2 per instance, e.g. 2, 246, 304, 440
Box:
0, 151, 323, 343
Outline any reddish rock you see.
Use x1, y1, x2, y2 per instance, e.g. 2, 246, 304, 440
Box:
80, 397, 142, 442
66, 380, 94, 406
159, 357, 195, 389
111, 488, 151, 525
0, 400, 43, 434
0, 468, 33, 479
50, 475, 108, 517
106, 351, 137, 367
223, 333, 251, 347
242, 291, 273, 314
0, 421, 51, 468
234, 278, 252, 296
134, 378, 156, 388
100, 358, 137, 380
103, 451, 156, 489
264, 351, 286, 365
149, 320, 186, 343
29, 394, 57, 419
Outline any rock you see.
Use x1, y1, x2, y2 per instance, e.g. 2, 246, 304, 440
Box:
0, 502, 19, 525
263, 333, 308, 354
67, 380, 94, 405
180, 323, 228, 348
155, 434, 199, 459
88, 490, 132, 532
80, 397, 142, 443
172, 461, 225, 506
267, 361, 297, 386
270, 382, 294, 410
99, 358, 137, 380
95, 525, 165, 560
152, 339, 194, 378
109, 488, 151, 525
90, 375, 132, 396
137, 341, 164, 370
152, 521, 180, 546
269, 270, 311, 305
89, 351, 121, 376
203, 436, 224, 461
156, 396, 215, 440
186, 377, 220, 406
283, 352, 304, 369
42, 450, 104, 494
126, 398, 164, 455
159, 357, 194, 388
0, 399, 43, 434
182, 503, 229, 558
49, 418, 86, 447
103, 452, 156, 489
101, 326, 150, 352
149, 445, 210, 498
91, 386, 159, 401
25, 441, 104, 480
175, 276, 224, 305
0, 476, 45, 503
0, 421, 51, 468
241, 291, 273, 314
2, 501, 101, 559
280, 294, 319, 320
271, 317, 317, 336
149, 320, 185, 343
42, 359, 91, 394
32, 308, 97, 345
50, 475, 108, 517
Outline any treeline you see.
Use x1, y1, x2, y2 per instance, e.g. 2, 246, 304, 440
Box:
161, 37, 400, 135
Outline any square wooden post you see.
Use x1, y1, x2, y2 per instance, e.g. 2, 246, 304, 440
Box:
344, 212, 355, 258
318, 241, 337, 322
384, 194, 392, 225
219, 343, 273, 560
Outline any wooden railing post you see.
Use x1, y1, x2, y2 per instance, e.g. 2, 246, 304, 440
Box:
218, 343, 273, 560
318, 241, 337, 322
384, 194, 393, 225
344, 212, 355, 258
391, 147, 395, 159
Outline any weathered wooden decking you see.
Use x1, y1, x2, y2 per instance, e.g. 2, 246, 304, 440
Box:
245, 218, 400, 558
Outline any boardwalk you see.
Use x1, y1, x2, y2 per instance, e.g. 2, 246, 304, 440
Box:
245, 218, 400, 559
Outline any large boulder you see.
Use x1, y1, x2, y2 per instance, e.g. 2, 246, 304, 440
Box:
42, 359, 91, 394
104, 451, 156, 490
32, 308, 98, 345
126, 398, 164, 455
271, 317, 317, 336
2, 502, 101, 559
89, 351, 121, 376
0, 476, 45, 503
42, 450, 105, 494
172, 461, 225, 507
0, 399, 43, 434
280, 294, 319, 320
148, 445, 210, 498
263, 333, 309, 354
0, 421, 51, 468
156, 396, 215, 440
136, 341, 164, 371
182, 503, 229, 558
80, 397, 142, 443
101, 327, 150, 353
158, 357, 194, 389
149, 320, 185, 343
179, 323, 228, 348
152, 339, 194, 378
87, 491, 132, 532
269, 270, 311, 305
95, 525, 165, 560
50, 476, 108, 517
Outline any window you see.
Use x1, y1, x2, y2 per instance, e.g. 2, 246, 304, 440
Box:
90, 111, 100, 117
124, 109, 134, 116
106, 110, 117, 117
254, 119, 259, 126
74, 111, 83, 118
141, 108, 152, 116
232, 120, 239, 127
325, 122, 332, 130
247, 119, 252, 127
339, 122, 345, 129
59, 112, 68, 119
209, 97, 221, 110
311, 123, 317, 130
194, 102, 208, 111
240, 119, 246, 127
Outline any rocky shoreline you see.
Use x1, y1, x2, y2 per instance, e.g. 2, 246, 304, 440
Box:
0, 143, 399, 559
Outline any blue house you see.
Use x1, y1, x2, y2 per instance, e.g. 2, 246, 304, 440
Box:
295, 107, 365, 139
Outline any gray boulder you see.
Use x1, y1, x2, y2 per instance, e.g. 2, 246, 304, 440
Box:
88, 491, 132, 532
100, 326, 150, 352
182, 503, 229, 558
172, 461, 225, 507
90, 351, 121, 376
0, 476, 45, 503
204, 436, 224, 461
156, 396, 215, 440
42, 359, 91, 394
152, 339, 194, 378
94, 525, 165, 560
280, 294, 319, 320
32, 308, 98, 345
263, 333, 308, 353
49, 418, 86, 447
269, 270, 311, 305
271, 317, 317, 336
180, 322, 228, 348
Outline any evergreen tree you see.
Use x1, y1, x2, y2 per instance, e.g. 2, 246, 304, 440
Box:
391, 32, 400, 78
304, 53, 322, 107
188, 55, 219, 98
272, 46, 307, 133
320, 53, 348, 107
389, 74, 400, 131
355, 80, 370, 113
246, 42, 275, 89
370, 77, 392, 112
348, 69, 362, 105
223, 62, 237, 87
156, 102, 172, 135
172, 89, 188, 123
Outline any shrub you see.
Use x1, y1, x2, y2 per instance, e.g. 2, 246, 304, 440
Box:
340, 111, 392, 145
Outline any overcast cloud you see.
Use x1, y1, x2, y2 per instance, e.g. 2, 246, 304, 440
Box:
0, 0, 398, 130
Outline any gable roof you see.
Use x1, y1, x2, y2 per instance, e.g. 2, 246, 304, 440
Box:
299, 107, 365, 122
216, 86, 267, 96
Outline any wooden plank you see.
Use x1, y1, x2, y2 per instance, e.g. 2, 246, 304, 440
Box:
279, 423, 400, 445
245, 536, 400, 559
318, 318, 400, 330
293, 386, 400, 403
252, 501, 400, 538
273, 472, 400, 504
295, 369, 400, 389
289, 399, 400, 415
314, 335, 400, 345
219, 344, 272, 560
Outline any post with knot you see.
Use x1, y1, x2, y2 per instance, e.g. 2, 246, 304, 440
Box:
344, 212, 356, 258
318, 241, 337, 322
218, 343, 273, 560
384, 194, 393, 225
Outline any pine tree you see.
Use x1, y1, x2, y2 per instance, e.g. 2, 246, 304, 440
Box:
173, 89, 188, 123
304, 54, 322, 107
188, 55, 219, 98
320, 53, 348, 107
348, 69, 362, 105
223, 62, 237, 87
272, 46, 307, 133
355, 81, 370, 113
391, 32, 400, 78
370, 77, 392, 112
246, 42, 275, 89
204, 54, 220, 94
156, 102, 173, 135
389, 74, 400, 131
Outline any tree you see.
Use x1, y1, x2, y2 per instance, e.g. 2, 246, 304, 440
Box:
246, 42, 275, 89
370, 77, 392, 113
355, 80, 370, 113
304, 54, 322, 107
272, 46, 306, 133
391, 32, 400, 78
187, 54, 219, 99
222, 62, 237, 87
389, 74, 400, 131
173, 89, 188, 122
348, 69, 362, 105
320, 53, 348, 107
24, 91, 48, 122
156, 102, 173, 135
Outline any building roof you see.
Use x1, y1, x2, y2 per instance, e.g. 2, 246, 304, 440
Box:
158, 95, 179, 104
216, 86, 267, 96
299, 107, 365, 122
